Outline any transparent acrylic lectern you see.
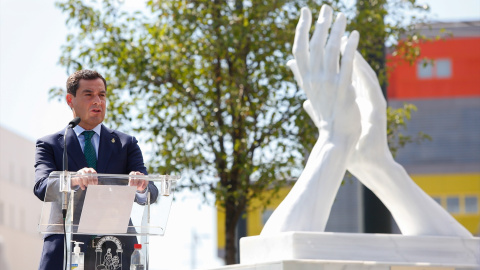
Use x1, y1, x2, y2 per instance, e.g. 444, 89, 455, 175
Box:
38, 171, 178, 270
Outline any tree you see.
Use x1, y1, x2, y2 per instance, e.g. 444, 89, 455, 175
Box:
52, 0, 325, 264
51, 0, 430, 264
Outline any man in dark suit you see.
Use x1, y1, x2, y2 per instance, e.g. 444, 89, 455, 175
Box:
34, 70, 158, 269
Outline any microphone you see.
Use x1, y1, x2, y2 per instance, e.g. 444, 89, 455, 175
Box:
63, 117, 81, 174
68, 117, 81, 129
62, 117, 81, 218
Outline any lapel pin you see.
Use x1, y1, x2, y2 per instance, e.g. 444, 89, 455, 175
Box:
111, 138, 115, 143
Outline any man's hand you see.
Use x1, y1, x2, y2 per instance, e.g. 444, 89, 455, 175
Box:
72, 167, 98, 190
129, 171, 148, 193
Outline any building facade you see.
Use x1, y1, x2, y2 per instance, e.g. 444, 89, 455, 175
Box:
0, 126, 43, 269
388, 21, 480, 235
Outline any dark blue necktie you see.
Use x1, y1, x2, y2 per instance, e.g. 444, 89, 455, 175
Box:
82, 131, 97, 170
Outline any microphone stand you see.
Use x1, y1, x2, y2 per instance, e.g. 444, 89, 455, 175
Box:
62, 126, 69, 219
62, 127, 69, 270
62, 117, 80, 270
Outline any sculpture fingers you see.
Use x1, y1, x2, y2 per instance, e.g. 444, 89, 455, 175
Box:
309, 5, 333, 76
287, 59, 304, 89
324, 13, 346, 78
338, 31, 359, 92
353, 51, 387, 110
293, 7, 312, 80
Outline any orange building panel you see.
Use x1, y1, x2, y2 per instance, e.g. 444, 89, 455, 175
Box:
388, 37, 480, 99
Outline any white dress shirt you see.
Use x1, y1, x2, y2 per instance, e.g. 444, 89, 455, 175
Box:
73, 124, 102, 158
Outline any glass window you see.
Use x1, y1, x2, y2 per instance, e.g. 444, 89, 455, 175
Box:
446, 197, 460, 213
436, 59, 452, 78
10, 162, 15, 184
417, 60, 433, 79
0, 201, 3, 225
465, 196, 478, 213
262, 209, 274, 225
9, 204, 15, 228
432, 196, 442, 206
20, 209, 25, 231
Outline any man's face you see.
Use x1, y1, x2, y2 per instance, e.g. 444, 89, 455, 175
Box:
66, 78, 106, 130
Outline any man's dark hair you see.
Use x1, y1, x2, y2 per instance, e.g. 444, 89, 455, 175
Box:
66, 70, 107, 96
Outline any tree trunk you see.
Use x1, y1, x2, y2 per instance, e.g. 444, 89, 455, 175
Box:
354, 0, 392, 234
224, 198, 239, 264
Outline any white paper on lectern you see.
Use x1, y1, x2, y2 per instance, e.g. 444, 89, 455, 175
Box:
78, 185, 137, 234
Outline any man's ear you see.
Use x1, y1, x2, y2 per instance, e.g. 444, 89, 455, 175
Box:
66, 93, 73, 109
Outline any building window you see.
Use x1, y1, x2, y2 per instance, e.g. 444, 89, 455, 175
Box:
465, 196, 479, 214
9, 204, 15, 229
446, 197, 460, 214
432, 196, 442, 206
436, 59, 452, 78
19, 209, 25, 231
10, 162, 15, 185
262, 209, 274, 225
0, 201, 3, 225
417, 60, 433, 78
417, 58, 452, 79
23, 169, 30, 189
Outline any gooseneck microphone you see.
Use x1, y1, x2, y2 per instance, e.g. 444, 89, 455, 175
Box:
62, 117, 81, 216
69, 117, 81, 128
62, 116, 80, 270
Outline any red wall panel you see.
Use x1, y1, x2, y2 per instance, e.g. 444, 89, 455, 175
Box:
387, 37, 480, 99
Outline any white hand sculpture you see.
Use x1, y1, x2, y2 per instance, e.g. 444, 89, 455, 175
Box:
261, 5, 360, 235
283, 5, 472, 237
348, 51, 471, 237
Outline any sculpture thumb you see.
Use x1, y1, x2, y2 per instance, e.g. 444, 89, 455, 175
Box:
287, 59, 303, 89
303, 100, 321, 128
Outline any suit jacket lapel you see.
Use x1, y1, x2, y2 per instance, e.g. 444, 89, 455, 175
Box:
58, 127, 87, 171
96, 125, 118, 173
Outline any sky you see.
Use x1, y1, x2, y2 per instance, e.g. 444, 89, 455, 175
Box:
0, 0, 479, 269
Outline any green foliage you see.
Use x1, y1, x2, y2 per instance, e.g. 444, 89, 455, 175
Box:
347, 0, 430, 87
387, 103, 431, 158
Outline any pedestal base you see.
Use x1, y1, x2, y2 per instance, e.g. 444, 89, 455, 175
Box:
206, 232, 480, 270
225, 232, 479, 270
240, 232, 480, 269
206, 260, 473, 270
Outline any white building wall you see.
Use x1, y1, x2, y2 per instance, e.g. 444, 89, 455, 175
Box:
0, 126, 43, 269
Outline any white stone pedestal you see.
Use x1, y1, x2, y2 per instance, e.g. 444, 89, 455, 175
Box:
207, 260, 472, 270
205, 232, 479, 270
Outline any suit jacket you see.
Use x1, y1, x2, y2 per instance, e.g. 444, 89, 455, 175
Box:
34, 124, 158, 270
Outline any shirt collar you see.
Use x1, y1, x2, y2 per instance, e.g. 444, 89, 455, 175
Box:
73, 123, 102, 137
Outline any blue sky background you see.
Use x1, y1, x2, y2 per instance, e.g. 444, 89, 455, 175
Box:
1, 1, 479, 269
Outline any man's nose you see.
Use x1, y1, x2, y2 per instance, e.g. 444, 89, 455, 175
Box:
92, 94, 101, 104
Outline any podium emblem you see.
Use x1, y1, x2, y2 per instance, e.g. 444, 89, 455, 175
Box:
95, 236, 124, 269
